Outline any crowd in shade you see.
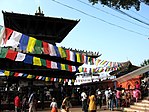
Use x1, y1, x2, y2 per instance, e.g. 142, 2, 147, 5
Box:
80, 76, 148, 112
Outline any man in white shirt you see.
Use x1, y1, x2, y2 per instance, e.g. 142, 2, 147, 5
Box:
81, 89, 88, 112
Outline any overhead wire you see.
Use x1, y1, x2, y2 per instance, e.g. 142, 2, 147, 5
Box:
76, 0, 149, 30
130, 10, 149, 22
109, 7, 149, 26
51, 0, 149, 37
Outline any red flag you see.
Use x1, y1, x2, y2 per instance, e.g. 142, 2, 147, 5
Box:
46, 60, 51, 68
4, 28, 13, 43
81, 54, 85, 63
36, 76, 39, 79
6, 49, 18, 60
66, 50, 70, 60
68, 65, 72, 72
14, 72, 19, 77
42, 41, 49, 54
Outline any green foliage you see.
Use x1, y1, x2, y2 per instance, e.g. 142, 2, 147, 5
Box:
88, 0, 149, 11
141, 59, 149, 66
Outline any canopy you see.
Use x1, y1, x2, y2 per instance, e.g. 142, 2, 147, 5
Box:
113, 64, 149, 83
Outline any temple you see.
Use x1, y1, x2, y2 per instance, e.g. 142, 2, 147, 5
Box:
0, 7, 101, 110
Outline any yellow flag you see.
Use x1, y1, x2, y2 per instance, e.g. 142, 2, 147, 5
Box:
58, 47, 67, 58
4, 70, 10, 76
27, 74, 32, 79
61, 63, 66, 70
33, 57, 42, 66
26, 37, 36, 53
45, 77, 49, 81
78, 66, 82, 72
76, 53, 81, 62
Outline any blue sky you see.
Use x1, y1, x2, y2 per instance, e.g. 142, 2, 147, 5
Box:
0, 0, 149, 66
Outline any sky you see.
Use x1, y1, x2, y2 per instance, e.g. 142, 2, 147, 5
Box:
0, 0, 149, 66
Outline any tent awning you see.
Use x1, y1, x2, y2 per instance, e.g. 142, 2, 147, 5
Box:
113, 64, 149, 83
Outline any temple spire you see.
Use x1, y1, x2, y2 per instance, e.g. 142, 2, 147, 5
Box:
35, 6, 44, 16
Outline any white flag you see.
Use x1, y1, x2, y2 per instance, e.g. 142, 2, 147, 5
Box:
15, 52, 26, 61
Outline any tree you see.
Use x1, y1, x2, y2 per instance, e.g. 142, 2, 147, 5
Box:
88, 0, 149, 11
140, 59, 149, 67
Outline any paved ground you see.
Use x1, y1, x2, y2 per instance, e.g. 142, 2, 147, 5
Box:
36, 106, 123, 112
2, 106, 123, 112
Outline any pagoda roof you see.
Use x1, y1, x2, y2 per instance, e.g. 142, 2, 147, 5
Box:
2, 11, 79, 43
109, 61, 140, 77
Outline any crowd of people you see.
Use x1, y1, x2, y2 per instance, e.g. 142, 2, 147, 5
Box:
14, 91, 37, 112
79, 79, 148, 112
10, 75, 149, 112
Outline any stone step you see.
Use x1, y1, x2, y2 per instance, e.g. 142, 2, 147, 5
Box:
130, 105, 149, 111
124, 107, 149, 112
134, 102, 149, 106
142, 100, 149, 103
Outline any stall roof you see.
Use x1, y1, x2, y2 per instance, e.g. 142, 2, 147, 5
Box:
2, 11, 79, 43
113, 64, 149, 83
110, 61, 139, 77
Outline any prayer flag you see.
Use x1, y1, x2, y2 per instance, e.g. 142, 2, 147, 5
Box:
0, 47, 8, 58
15, 52, 26, 61
76, 53, 81, 63
45, 77, 49, 81
6, 49, 17, 60
40, 58, 46, 67
19, 34, 29, 50
4, 28, 13, 43
72, 66, 76, 72
33, 40, 42, 54
4, 70, 10, 76
48, 44, 57, 56
51, 61, 57, 69
23, 55, 33, 64
0, 26, 5, 47
66, 50, 70, 60
46, 60, 51, 68
14, 72, 19, 77
43, 41, 49, 54
57, 62, 61, 70
68, 65, 72, 72
26, 37, 36, 53
61, 63, 66, 70
70, 51, 75, 62
33, 57, 42, 66
5, 31, 22, 48
58, 47, 67, 58
27, 74, 32, 79
54, 46, 60, 57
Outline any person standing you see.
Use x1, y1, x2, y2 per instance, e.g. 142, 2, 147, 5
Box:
88, 90, 97, 112
81, 89, 88, 112
14, 93, 21, 112
50, 98, 58, 112
96, 89, 102, 109
28, 92, 36, 112
22, 94, 28, 112
116, 89, 121, 108
61, 95, 72, 112
104, 88, 109, 109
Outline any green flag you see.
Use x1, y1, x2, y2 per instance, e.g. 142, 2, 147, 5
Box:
0, 47, 8, 58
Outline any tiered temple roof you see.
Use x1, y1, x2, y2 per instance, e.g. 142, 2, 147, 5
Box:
1, 8, 101, 80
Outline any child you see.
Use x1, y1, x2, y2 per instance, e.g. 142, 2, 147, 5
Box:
50, 98, 58, 112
